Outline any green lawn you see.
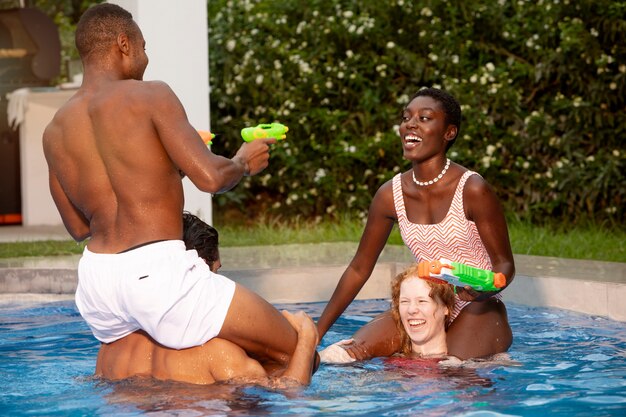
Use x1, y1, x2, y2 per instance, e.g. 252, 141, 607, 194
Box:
0, 218, 624, 263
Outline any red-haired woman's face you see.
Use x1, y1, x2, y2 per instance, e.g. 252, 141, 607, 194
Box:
398, 277, 449, 353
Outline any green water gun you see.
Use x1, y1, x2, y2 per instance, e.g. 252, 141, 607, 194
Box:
417, 258, 507, 292
241, 123, 289, 142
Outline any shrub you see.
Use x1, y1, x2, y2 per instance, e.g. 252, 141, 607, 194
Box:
208, 1, 619, 226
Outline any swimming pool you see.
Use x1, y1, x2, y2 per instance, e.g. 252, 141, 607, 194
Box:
1, 299, 625, 416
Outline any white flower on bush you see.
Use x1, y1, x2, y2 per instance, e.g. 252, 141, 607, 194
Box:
255, 74, 264, 85
485, 62, 495, 72
326, 205, 336, 214
314, 168, 326, 182
522, 161, 530, 169
260, 174, 271, 186
299, 61, 312, 74
452, 55, 459, 64
421, 7, 433, 16
226, 39, 236, 51
469, 74, 478, 83
613, 150, 620, 157
387, 41, 396, 49
486, 144, 496, 156
397, 94, 409, 104
482, 156, 491, 168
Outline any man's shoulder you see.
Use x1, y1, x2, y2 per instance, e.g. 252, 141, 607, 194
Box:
204, 338, 267, 381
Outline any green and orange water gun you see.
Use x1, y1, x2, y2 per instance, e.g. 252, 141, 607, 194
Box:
197, 130, 215, 146
417, 258, 507, 292
197, 123, 288, 147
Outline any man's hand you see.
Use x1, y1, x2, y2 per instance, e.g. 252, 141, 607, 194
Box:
281, 310, 319, 345
234, 138, 277, 176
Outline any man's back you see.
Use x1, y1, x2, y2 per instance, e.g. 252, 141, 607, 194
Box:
95, 330, 267, 385
42, 5, 268, 253
43, 79, 186, 253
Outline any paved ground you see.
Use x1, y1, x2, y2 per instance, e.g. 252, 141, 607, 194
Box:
1, 225, 625, 321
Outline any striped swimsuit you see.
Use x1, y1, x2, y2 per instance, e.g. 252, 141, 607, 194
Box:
392, 170, 500, 323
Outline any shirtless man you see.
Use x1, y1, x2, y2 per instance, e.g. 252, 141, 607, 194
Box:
96, 310, 319, 388
43, 3, 297, 367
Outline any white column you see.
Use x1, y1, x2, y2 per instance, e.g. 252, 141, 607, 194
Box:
110, 0, 213, 224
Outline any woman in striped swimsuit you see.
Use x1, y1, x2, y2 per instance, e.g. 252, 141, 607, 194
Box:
317, 88, 515, 360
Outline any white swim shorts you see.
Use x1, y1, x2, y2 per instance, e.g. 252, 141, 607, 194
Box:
75, 240, 236, 349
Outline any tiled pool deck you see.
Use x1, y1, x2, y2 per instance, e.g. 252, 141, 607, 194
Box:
1, 225, 625, 321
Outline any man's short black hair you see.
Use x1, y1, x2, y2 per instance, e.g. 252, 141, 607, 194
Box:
411, 88, 462, 150
75, 3, 136, 59
182, 212, 219, 268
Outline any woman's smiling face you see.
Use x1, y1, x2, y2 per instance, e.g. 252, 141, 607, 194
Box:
398, 277, 449, 354
399, 95, 456, 161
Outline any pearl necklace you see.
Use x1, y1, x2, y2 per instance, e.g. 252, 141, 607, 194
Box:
412, 159, 451, 187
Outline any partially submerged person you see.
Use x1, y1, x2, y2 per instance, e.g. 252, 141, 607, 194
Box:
97, 213, 319, 388
42, 3, 297, 368
96, 310, 318, 388
320, 264, 456, 363
317, 88, 515, 360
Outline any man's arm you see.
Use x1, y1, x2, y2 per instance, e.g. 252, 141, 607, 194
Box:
47, 167, 90, 242
145, 81, 275, 194
271, 311, 319, 387
212, 311, 318, 388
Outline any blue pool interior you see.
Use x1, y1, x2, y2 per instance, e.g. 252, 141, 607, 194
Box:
1, 299, 625, 416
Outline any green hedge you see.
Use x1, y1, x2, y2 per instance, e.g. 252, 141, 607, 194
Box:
208, 0, 625, 226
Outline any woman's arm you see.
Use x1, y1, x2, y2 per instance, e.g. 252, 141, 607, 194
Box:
316, 182, 397, 339
463, 175, 515, 300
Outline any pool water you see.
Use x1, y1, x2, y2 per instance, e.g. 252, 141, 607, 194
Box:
1, 299, 625, 416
